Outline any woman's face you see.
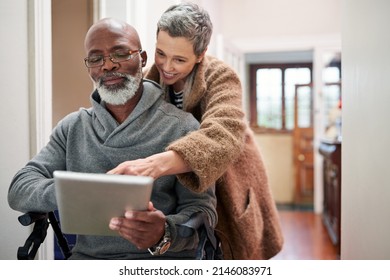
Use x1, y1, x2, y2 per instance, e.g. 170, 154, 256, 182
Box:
155, 31, 201, 90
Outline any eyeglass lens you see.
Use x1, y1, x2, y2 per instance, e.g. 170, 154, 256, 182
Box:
85, 50, 140, 67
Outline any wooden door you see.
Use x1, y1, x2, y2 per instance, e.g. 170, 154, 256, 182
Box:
293, 84, 314, 206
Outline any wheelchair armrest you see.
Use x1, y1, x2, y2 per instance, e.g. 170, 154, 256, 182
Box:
17, 212, 50, 260
178, 212, 207, 238
177, 212, 222, 260
178, 212, 216, 247
17, 211, 72, 260
18, 212, 48, 226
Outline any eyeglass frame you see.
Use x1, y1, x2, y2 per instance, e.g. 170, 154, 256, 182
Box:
84, 49, 142, 68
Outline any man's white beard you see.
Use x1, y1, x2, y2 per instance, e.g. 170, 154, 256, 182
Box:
96, 65, 142, 105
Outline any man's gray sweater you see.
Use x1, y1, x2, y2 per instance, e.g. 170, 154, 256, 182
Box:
8, 80, 217, 259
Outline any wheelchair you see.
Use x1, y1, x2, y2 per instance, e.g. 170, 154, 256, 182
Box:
17, 211, 222, 260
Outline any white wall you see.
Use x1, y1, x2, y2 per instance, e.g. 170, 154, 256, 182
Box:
0, 0, 31, 259
220, 0, 341, 41
341, 0, 390, 259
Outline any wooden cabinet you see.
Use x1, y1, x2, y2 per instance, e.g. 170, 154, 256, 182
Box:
319, 139, 341, 254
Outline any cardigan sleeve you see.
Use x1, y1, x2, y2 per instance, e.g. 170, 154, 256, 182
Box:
166, 57, 247, 193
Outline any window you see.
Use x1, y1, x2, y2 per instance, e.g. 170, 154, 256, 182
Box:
322, 65, 342, 129
249, 63, 312, 132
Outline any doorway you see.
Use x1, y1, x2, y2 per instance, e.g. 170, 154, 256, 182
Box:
52, 0, 94, 126
249, 62, 313, 207
293, 83, 314, 206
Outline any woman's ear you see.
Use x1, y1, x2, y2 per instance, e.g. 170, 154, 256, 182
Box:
197, 48, 207, 63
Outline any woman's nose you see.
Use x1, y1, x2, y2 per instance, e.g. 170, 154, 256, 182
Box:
162, 59, 174, 71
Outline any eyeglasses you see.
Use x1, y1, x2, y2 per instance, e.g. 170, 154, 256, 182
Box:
84, 49, 142, 68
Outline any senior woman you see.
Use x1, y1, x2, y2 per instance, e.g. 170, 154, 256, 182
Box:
109, 2, 283, 260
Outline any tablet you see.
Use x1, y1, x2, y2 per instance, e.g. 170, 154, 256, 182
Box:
54, 170, 154, 236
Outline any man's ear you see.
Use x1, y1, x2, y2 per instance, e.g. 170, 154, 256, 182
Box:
140, 50, 147, 67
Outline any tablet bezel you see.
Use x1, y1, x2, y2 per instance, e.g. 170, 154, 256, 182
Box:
54, 170, 153, 236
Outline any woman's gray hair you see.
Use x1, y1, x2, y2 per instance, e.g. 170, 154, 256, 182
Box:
157, 2, 213, 56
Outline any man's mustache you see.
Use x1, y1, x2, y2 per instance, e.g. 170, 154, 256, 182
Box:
98, 73, 129, 87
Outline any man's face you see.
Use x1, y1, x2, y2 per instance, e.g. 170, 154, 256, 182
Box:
84, 23, 143, 105
94, 61, 142, 105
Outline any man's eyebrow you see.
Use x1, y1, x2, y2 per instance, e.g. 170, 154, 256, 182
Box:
86, 49, 103, 56
111, 45, 129, 51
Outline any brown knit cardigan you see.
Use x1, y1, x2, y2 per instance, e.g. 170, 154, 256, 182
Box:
144, 55, 283, 260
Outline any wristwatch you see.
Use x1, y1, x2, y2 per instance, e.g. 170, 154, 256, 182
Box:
148, 222, 171, 256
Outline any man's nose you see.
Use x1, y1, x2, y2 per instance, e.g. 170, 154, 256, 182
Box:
102, 57, 119, 71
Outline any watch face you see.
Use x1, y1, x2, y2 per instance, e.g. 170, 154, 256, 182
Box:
159, 241, 171, 254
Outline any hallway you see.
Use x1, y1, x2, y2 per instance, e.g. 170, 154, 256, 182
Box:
271, 210, 339, 260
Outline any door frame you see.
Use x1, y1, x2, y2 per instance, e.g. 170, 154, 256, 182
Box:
29, 0, 53, 259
